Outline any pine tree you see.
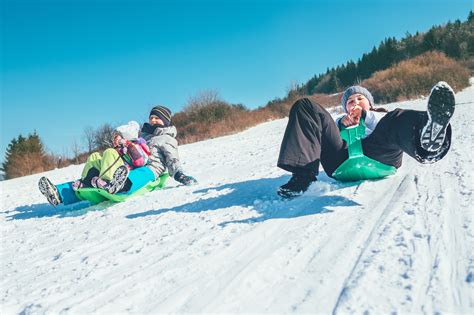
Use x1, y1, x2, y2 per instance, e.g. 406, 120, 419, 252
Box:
1, 132, 49, 179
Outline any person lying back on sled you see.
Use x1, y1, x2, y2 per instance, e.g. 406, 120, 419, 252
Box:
277, 81, 456, 199
140, 105, 197, 186
72, 121, 151, 192
38, 121, 151, 206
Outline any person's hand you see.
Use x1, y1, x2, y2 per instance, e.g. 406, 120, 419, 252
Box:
113, 135, 127, 148
342, 105, 362, 127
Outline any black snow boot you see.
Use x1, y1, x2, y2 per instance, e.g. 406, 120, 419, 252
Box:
174, 171, 197, 186
278, 173, 317, 199
420, 81, 455, 152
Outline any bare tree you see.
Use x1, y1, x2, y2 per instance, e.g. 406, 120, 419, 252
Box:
83, 126, 95, 153
186, 90, 221, 111
71, 139, 81, 164
93, 123, 114, 151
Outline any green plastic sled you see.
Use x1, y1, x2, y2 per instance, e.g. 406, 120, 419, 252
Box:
332, 121, 396, 181
75, 172, 169, 204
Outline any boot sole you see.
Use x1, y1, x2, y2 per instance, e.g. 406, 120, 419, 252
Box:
420, 81, 455, 152
108, 166, 129, 194
277, 188, 303, 199
38, 177, 61, 207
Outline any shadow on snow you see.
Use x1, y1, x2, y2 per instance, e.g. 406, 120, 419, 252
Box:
7, 174, 361, 222
5, 201, 111, 220
127, 174, 361, 225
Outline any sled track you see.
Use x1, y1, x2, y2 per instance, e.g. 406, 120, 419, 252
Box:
332, 174, 412, 314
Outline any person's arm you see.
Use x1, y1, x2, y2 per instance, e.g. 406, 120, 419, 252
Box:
336, 116, 347, 130
135, 137, 151, 156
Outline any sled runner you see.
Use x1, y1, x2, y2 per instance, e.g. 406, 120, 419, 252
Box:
332, 121, 396, 181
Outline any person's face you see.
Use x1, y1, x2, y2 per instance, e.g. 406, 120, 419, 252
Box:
345, 93, 371, 113
149, 115, 164, 126
112, 134, 123, 147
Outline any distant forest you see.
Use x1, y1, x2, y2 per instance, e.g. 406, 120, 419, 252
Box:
297, 11, 474, 95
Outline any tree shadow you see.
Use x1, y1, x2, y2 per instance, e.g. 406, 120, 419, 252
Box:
5, 200, 111, 220
127, 174, 360, 225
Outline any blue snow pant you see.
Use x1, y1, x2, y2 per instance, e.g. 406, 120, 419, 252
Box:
56, 167, 156, 205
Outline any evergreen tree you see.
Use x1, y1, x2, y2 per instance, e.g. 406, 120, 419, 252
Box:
1, 132, 49, 179
305, 11, 473, 95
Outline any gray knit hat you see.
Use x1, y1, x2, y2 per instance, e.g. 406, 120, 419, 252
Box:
341, 86, 374, 113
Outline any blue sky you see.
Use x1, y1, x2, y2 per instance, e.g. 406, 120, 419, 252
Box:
1, 0, 471, 159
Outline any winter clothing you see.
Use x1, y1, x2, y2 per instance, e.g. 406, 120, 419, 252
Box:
79, 121, 151, 188
55, 181, 79, 205
38, 177, 62, 207
420, 81, 456, 152
114, 121, 150, 169
336, 110, 386, 138
81, 149, 124, 182
114, 121, 141, 141
341, 85, 375, 113
278, 98, 349, 177
50, 167, 158, 206
150, 106, 172, 127
174, 171, 197, 186
39, 121, 157, 207
115, 138, 150, 169
278, 173, 317, 199
278, 97, 452, 179
141, 124, 183, 178
91, 165, 129, 194
124, 166, 157, 194
113, 120, 151, 169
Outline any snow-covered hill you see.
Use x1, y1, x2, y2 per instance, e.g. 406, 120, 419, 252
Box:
1, 84, 473, 314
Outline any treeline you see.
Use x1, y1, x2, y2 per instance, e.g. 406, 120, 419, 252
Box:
298, 11, 474, 95
1, 125, 116, 180
362, 51, 470, 102
2, 12, 472, 180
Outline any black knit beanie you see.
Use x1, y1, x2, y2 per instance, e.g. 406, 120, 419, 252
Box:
149, 105, 172, 127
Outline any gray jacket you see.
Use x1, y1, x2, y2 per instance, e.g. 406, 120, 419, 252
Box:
141, 125, 182, 178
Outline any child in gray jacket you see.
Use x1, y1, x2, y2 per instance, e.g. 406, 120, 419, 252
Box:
141, 105, 197, 186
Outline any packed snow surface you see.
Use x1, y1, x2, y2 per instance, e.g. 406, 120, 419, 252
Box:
1, 83, 473, 314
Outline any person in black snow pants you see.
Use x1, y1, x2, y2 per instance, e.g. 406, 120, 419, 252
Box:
277, 81, 456, 198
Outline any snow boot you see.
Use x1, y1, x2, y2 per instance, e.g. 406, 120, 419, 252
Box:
278, 173, 317, 199
91, 165, 129, 194
420, 81, 455, 152
38, 177, 62, 207
174, 171, 197, 186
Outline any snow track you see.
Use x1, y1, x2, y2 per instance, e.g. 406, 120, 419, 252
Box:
1, 83, 473, 313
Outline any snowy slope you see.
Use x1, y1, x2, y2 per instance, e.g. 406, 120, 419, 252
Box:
1, 83, 473, 314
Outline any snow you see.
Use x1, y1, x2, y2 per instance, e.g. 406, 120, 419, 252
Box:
1, 83, 473, 314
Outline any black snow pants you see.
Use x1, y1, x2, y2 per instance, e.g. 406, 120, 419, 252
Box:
277, 98, 452, 178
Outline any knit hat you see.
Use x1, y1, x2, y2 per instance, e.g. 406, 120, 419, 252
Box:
341, 86, 374, 113
149, 105, 172, 127
114, 121, 140, 141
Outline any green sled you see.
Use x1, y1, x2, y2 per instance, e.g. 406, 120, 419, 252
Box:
75, 172, 169, 204
332, 121, 396, 181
